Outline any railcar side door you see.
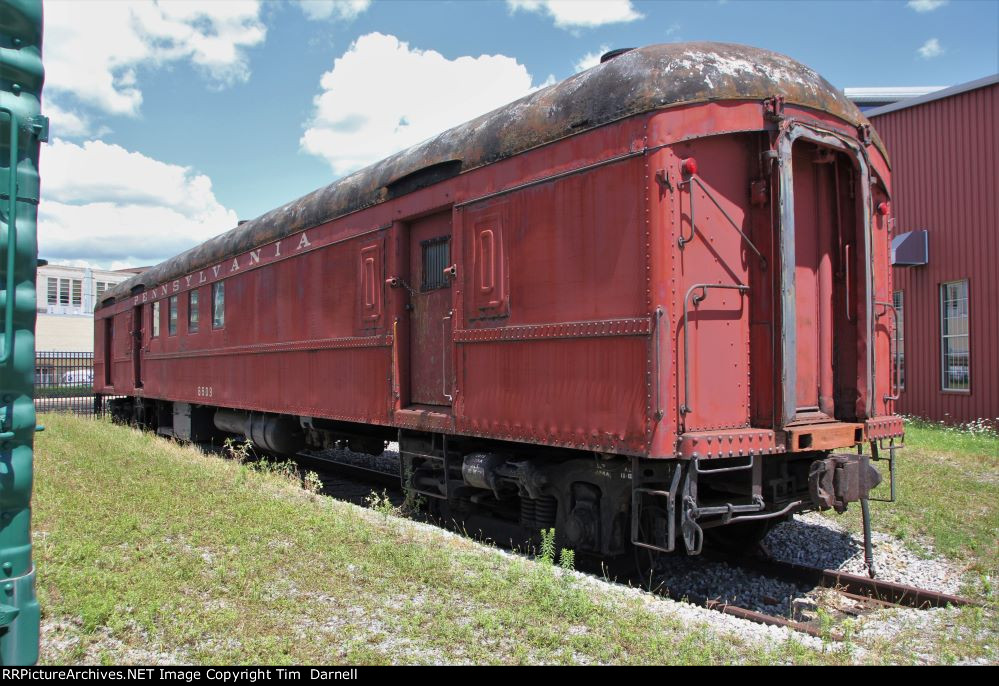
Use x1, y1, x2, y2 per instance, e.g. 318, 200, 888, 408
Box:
408, 210, 454, 407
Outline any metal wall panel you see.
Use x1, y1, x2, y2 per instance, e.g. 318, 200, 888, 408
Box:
871, 83, 998, 423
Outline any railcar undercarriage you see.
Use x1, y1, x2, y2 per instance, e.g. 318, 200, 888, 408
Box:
104, 396, 891, 561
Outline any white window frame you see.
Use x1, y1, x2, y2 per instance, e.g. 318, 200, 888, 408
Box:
893, 290, 904, 390
940, 280, 970, 393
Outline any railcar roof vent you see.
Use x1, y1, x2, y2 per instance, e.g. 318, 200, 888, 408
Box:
600, 48, 635, 63
385, 159, 462, 199
129, 284, 145, 296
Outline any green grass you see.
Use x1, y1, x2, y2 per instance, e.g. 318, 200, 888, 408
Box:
33, 414, 849, 665
853, 417, 998, 579
31, 414, 997, 664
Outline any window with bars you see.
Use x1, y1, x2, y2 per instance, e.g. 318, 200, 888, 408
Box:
96, 281, 108, 300
420, 236, 450, 291
71, 280, 82, 306
47, 277, 57, 305
189, 289, 199, 332
212, 281, 225, 329
168, 296, 178, 336
893, 290, 905, 390
152, 301, 160, 338
940, 280, 969, 392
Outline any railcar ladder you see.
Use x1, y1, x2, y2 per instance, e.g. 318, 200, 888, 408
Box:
398, 431, 451, 500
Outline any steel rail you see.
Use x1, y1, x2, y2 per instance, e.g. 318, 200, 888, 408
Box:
703, 551, 976, 610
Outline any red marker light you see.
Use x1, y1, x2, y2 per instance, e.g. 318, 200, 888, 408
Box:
681, 157, 698, 176
877, 201, 890, 216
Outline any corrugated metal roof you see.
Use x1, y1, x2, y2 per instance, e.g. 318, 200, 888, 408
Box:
844, 86, 946, 104
865, 74, 999, 116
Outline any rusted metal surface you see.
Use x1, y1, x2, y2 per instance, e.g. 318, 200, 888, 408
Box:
93, 41, 900, 465
870, 81, 998, 424
103, 42, 878, 306
678, 428, 783, 459
864, 415, 904, 440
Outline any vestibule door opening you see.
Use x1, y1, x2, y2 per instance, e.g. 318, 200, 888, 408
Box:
776, 124, 872, 427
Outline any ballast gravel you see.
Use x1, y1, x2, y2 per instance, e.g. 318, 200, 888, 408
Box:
304, 444, 976, 661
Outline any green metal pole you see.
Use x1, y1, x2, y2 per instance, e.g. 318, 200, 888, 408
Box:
0, 0, 46, 665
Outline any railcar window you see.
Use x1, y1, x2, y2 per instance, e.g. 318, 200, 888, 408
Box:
940, 280, 969, 392
152, 301, 160, 338
893, 291, 904, 390
168, 296, 178, 336
189, 290, 199, 332
213, 281, 225, 329
421, 236, 450, 291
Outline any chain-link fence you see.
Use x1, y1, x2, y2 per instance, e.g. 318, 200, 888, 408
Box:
35, 351, 96, 415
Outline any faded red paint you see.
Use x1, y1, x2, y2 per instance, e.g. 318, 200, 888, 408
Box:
870, 81, 998, 424
94, 85, 900, 458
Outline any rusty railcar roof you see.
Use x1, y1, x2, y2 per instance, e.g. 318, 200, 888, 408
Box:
104, 41, 875, 304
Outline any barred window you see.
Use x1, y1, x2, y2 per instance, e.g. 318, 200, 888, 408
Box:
893, 291, 904, 390
71, 279, 82, 306
47, 277, 57, 305
152, 301, 160, 338
212, 281, 225, 329
421, 236, 450, 292
168, 295, 178, 336
59, 278, 70, 305
189, 289, 199, 332
940, 280, 969, 392
96, 281, 108, 300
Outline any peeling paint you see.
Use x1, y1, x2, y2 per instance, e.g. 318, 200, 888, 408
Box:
104, 42, 877, 306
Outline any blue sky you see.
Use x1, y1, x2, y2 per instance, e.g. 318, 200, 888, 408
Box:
38, 0, 998, 268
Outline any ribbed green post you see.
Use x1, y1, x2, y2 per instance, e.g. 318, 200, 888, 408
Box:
0, 0, 45, 666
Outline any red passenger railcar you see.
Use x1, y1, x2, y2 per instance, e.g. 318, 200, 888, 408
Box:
95, 43, 903, 559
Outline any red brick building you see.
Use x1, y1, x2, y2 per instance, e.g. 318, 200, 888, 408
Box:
867, 75, 998, 424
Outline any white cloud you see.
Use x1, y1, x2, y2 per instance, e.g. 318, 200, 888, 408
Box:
44, 102, 108, 140
917, 38, 945, 59
575, 45, 610, 72
45, 1, 266, 117
507, 0, 643, 29
301, 33, 547, 177
298, 0, 371, 21
38, 140, 238, 268
908, 0, 948, 12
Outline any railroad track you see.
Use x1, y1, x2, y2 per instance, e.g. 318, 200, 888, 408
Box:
285, 449, 974, 640
691, 551, 975, 638
295, 450, 401, 490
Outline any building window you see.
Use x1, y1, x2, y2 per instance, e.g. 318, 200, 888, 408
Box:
50, 277, 82, 306
893, 290, 904, 390
168, 295, 178, 336
940, 280, 969, 392
96, 281, 108, 300
152, 301, 160, 338
212, 281, 225, 329
188, 290, 199, 332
